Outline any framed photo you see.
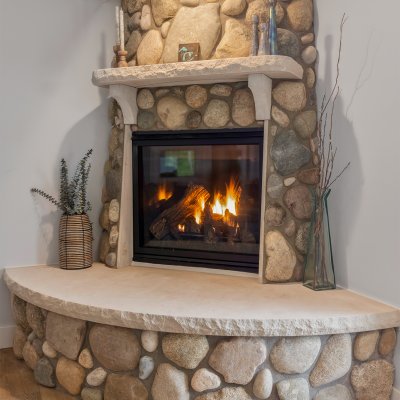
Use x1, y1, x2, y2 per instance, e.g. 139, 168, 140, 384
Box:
178, 43, 200, 62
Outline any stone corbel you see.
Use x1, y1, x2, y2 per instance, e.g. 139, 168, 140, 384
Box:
248, 74, 272, 282
109, 85, 138, 125
248, 74, 272, 121
108, 85, 137, 267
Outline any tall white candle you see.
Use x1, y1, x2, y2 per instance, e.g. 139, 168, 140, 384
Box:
115, 6, 120, 45
119, 8, 125, 51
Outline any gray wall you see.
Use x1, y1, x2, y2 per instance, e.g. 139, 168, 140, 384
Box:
0, 0, 118, 345
314, 0, 400, 389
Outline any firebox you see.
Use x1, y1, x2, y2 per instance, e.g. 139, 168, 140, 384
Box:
132, 128, 263, 272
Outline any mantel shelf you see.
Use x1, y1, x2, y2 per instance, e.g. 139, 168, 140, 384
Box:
91, 56, 303, 126
92, 55, 303, 89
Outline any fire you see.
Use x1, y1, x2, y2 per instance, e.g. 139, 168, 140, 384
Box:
178, 224, 185, 232
211, 178, 242, 219
194, 209, 202, 225
192, 192, 209, 225
199, 197, 206, 211
212, 194, 224, 216
157, 182, 172, 202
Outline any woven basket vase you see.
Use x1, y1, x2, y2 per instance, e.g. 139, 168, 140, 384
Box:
59, 214, 93, 270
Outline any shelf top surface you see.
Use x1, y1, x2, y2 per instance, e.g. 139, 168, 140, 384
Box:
92, 55, 303, 89
4, 263, 400, 337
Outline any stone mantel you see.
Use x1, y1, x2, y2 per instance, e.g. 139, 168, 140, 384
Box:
92, 55, 303, 124
5, 264, 400, 337
92, 56, 303, 88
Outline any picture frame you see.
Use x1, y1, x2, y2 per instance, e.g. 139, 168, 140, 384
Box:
178, 43, 200, 62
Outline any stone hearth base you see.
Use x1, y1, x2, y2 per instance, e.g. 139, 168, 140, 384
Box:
5, 265, 399, 399
12, 295, 397, 400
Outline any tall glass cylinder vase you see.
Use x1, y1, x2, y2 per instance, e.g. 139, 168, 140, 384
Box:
303, 189, 336, 290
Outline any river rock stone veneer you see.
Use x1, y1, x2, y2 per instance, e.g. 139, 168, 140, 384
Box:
12, 295, 398, 399
100, 0, 318, 282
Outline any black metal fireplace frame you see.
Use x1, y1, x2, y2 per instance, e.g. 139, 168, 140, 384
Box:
132, 128, 263, 273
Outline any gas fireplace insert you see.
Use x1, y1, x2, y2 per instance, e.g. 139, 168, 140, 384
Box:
132, 128, 263, 272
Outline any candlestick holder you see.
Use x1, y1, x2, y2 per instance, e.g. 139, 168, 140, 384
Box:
112, 44, 120, 68
118, 49, 129, 68
258, 22, 269, 56
250, 15, 259, 56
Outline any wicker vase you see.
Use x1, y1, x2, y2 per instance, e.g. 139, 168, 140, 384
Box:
59, 214, 93, 270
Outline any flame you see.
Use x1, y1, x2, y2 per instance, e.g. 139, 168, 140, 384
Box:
192, 192, 209, 225
157, 182, 172, 202
194, 209, 202, 225
178, 224, 185, 232
211, 178, 242, 221
200, 197, 206, 211
212, 194, 224, 216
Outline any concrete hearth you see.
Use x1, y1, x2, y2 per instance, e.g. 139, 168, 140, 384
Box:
4, 264, 400, 336
4, 264, 400, 399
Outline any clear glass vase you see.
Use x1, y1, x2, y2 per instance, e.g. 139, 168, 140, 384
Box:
303, 189, 336, 290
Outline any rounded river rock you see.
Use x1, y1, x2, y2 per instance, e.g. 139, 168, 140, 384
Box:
89, 324, 141, 371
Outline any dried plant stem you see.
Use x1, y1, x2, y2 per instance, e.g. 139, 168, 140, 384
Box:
314, 14, 350, 220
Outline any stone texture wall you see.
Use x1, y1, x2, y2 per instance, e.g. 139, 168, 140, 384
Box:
100, 0, 319, 283
99, 101, 124, 268
135, 83, 261, 131
12, 296, 398, 399
118, 0, 314, 67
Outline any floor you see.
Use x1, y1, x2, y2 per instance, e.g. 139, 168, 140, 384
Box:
0, 348, 74, 400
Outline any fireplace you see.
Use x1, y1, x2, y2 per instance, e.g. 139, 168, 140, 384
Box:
132, 128, 263, 272
93, 57, 305, 276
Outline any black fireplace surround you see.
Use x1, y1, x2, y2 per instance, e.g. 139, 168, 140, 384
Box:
132, 128, 263, 272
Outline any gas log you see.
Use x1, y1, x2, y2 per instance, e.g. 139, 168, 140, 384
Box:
203, 205, 239, 244
149, 184, 210, 240
149, 181, 253, 245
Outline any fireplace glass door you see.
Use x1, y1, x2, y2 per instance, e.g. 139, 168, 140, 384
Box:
132, 129, 263, 272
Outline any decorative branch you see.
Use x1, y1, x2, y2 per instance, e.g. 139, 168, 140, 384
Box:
303, 15, 350, 289
315, 14, 350, 201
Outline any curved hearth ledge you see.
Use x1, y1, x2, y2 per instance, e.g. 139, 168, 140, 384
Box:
4, 263, 400, 337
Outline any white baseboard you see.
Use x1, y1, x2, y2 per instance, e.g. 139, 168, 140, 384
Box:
0, 325, 15, 349
393, 387, 400, 400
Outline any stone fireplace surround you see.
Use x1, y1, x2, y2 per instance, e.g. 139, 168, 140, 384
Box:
93, 55, 303, 279
96, 0, 319, 283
